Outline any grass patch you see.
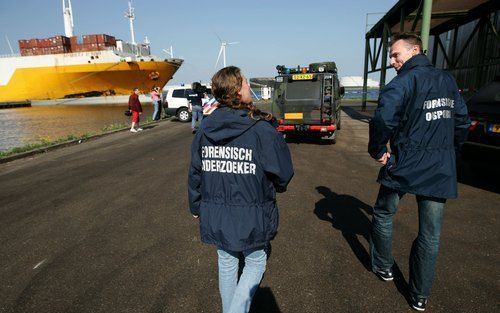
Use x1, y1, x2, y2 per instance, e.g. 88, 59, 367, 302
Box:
101, 122, 128, 132
0, 133, 92, 157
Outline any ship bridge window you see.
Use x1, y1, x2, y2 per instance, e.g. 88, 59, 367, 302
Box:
90, 56, 94, 60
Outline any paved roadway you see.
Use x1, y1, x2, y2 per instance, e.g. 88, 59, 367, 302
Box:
0, 106, 498, 313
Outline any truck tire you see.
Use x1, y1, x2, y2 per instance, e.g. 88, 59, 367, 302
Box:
177, 108, 191, 122
336, 111, 342, 130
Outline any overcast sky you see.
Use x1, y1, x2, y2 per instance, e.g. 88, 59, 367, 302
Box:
0, 0, 398, 85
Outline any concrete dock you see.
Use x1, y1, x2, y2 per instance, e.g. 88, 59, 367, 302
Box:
0, 105, 498, 312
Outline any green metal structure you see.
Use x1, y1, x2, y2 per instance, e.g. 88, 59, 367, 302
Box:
362, 0, 500, 110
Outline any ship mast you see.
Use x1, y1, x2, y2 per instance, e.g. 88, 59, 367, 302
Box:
62, 0, 74, 37
125, 1, 136, 44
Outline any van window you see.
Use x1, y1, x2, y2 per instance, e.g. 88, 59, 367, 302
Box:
172, 89, 185, 98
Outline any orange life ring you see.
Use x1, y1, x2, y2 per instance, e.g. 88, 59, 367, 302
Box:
149, 71, 160, 80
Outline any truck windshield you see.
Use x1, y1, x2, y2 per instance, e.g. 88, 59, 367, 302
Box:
285, 80, 321, 100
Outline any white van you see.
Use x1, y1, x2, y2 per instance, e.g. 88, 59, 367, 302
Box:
162, 84, 212, 122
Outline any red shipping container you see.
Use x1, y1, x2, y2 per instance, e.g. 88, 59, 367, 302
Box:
83, 35, 98, 44
28, 39, 39, 47
18, 40, 30, 49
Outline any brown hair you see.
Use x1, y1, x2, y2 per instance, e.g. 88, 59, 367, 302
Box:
391, 32, 422, 52
211, 66, 273, 121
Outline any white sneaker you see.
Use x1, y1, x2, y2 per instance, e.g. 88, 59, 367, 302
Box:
137, 128, 143, 131
130, 128, 138, 133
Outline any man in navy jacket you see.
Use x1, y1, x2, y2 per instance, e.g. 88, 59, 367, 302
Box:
368, 33, 470, 311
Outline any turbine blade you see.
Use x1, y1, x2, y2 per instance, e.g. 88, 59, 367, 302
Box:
214, 32, 222, 43
227, 41, 239, 45
215, 46, 223, 68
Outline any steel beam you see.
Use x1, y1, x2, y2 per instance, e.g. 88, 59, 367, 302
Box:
362, 38, 370, 110
380, 23, 390, 90
421, 0, 433, 53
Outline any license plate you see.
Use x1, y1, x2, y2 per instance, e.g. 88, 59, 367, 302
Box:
295, 124, 309, 131
488, 123, 500, 133
291, 74, 313, 80
285, 113, 303, 119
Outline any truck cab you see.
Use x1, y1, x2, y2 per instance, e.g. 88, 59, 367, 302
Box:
271, 61, 344, 141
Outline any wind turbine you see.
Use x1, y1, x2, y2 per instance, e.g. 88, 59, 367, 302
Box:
214, 34, 239, 68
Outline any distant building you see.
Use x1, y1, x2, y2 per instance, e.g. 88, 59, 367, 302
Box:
341, 76, 379, 88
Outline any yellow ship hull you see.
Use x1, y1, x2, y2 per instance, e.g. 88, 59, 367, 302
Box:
0, 60, 181, 102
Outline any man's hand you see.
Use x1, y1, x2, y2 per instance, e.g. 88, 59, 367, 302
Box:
377, 152, 391, 165
193, 215, 199, 219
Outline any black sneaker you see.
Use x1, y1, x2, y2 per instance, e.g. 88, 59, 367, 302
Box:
411, 298, 428, 311
374, 268, 394, 281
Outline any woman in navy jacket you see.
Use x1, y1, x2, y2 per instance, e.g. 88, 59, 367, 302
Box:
188, 66, 293, 313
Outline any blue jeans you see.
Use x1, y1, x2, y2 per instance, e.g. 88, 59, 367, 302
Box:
152, 100, 160, 120
191, 105, 203, 130
370, 185, 445, 300
217, 248, 267, 313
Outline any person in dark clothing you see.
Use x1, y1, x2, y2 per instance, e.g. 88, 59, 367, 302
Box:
128, 87, 143, 132
188, 66, 294, 313
187, 82, 205, 133
368, 33, 470, 312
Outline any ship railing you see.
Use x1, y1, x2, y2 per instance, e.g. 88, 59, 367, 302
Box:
0, 53, 21, 58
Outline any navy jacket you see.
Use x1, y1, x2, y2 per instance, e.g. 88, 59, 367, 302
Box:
368, 54, 470, 199
188, 107, 294, 251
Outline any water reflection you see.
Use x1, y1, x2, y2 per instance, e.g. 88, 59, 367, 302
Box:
0, 104, 153, 152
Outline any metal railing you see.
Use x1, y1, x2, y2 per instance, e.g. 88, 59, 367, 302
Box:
0, 53, 21, 58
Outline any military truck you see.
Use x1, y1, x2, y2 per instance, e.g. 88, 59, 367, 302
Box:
271, 61, 344, 141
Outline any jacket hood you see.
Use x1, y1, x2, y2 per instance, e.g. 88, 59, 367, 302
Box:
202, 107, 259, 144
399, 54, 432, 74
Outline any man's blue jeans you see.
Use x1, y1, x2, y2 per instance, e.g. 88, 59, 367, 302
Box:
217, 248, 267, 313
191, 105, 203, 130
370, 184, 445, 300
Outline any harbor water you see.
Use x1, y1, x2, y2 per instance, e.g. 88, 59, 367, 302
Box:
0, 104, 154, 152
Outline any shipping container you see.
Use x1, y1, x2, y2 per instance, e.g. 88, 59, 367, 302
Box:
18, 40, 31, 49
28, 39, 40, 47
83, 34, 116, 45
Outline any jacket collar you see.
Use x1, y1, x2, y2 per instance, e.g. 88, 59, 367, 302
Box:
398, 54, 432, 75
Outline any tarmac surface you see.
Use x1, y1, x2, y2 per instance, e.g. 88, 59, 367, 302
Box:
0, 105, 499, 313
